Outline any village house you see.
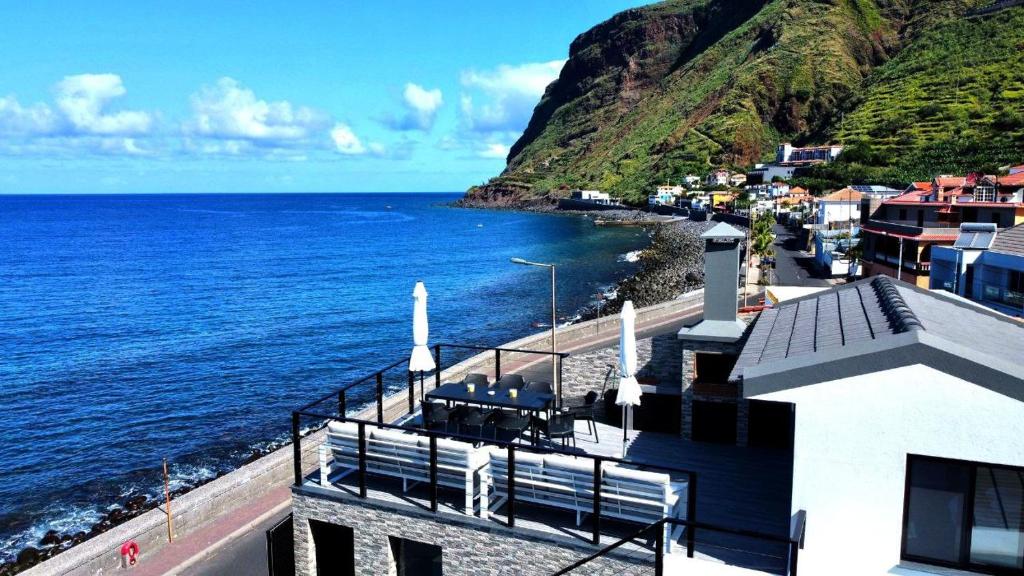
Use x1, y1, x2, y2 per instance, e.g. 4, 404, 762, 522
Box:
930, 222, 1024, 317
705, 170, 731, 187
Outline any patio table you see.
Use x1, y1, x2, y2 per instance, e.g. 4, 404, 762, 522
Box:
427, 382, 554, 445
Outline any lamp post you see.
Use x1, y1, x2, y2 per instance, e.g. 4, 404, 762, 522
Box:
511, 257, 559, 408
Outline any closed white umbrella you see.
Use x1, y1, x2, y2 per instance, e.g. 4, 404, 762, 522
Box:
615, 300, 642, 456
409, 281, 436, 372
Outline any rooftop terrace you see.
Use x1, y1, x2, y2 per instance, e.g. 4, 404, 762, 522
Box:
289, 342, 800, 575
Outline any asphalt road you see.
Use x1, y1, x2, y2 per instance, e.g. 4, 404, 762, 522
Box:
180, 512, 282, 576
768, 224, 830, 287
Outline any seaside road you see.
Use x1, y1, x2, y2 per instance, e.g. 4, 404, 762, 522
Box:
147, 291, 763, 575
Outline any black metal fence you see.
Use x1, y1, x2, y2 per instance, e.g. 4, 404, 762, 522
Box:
552, 510, 808, 576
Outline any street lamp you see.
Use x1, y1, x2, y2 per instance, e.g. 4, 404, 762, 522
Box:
511, 257, 559, 408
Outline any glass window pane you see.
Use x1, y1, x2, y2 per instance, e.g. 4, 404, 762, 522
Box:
971, 466, 1024, 570
905, 459, 971, 563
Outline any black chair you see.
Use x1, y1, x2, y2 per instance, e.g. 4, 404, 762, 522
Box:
493, 411, 531, 443
523, 381, 552, 395
494, 374, 525, 390
567, 391, 599, 443
455, 406, 499, 438
539, 413, 576, 448
420, 401, 453, 432
463, 373, 490, 387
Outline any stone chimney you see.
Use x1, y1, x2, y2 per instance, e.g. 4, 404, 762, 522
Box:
678, 222, 747, 343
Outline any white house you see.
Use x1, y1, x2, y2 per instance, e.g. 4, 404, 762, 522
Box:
706, 170, 731, 187
729, 173, 747, 187
731, 277, 1024, 575
570, 189, 613, 204
776, 143, 843, 164
815, 187, 862, 228
684, 174, 702, 187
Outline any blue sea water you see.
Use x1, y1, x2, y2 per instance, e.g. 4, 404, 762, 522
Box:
0, 192, 646, 560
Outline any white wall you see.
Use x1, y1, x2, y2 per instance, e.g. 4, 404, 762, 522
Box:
818, 202, 860, 226
753, 365, 1024, 576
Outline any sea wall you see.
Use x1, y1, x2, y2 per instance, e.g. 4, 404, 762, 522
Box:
22, 291, 704, 575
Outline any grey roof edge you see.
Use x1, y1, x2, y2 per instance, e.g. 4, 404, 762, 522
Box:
743, 335, 1024, 404
871, 276, 923, 333
897, 278, 1024, 327
701, 222, 745, 240
677, 319, 748, 343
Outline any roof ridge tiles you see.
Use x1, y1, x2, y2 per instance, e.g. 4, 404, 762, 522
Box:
871, 276, 924, 333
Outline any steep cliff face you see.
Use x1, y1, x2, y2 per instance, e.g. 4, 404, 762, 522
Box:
466, 0, 1024, 205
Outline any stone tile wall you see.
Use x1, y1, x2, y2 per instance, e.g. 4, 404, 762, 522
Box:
292, 490, 650, 576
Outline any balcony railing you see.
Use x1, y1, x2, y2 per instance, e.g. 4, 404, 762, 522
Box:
552, 511, 807, 576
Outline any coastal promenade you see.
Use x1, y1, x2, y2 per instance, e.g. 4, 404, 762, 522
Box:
23, 288, 759, 576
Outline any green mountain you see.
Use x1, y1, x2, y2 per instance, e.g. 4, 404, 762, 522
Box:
465, 0, 1024, 205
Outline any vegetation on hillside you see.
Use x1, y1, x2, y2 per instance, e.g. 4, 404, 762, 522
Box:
466, 0, 1024, 204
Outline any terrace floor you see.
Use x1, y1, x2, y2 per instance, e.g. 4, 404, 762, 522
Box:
303, 417, 794, 574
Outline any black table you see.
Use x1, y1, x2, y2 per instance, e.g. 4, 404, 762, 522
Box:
427, 382, 554, 445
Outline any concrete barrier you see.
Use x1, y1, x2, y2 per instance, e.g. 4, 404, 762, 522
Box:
24, 291, 706, 575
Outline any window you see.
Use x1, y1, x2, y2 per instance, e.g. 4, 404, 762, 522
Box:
992, 212, 1004, 227
310, 520, 355, 576
902, 455, 1024, 573
389, 537, 442, 576
899, 208, 908, 221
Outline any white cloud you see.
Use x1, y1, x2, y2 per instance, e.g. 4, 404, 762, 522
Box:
478, 142, 510, 159
384, 83, 443, 131
0, 95, 59, 135
54, 74, 152, 135
459, 60, 563, 134
186, 77, 326, 143
331, 123, 366, 155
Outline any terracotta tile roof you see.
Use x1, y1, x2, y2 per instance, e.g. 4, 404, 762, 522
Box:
789, 186, 807, 194
885, 190, 930, 204
935, 176, 967, 188
999, 172, 1024, 186
911, 181, 931, 191
818, 187, 863, 202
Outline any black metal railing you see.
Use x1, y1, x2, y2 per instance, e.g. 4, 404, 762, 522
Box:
293, 410, 697, 547
552, 510, 807, 576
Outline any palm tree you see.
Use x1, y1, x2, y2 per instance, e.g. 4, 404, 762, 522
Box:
751, 211, 776, 284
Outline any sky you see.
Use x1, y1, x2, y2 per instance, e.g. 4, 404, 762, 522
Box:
0, 0, 654, 194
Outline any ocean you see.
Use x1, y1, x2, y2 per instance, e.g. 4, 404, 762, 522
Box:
0, 192, 647, 561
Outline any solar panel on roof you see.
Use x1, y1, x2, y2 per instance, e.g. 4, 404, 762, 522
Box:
953, 231, 995, 249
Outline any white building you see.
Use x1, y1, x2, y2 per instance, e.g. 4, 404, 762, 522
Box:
815, 187, 862, 228
570, 189, 613, 204
684, 175, 702, 187
729, 173, 747, 187
732, 277, 1024, 575
706, 170, 731, 187
776, 143, 843, 164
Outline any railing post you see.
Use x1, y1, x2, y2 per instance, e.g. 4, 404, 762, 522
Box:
429, 435, 438, 512
495, 349, 501, 380
507, 445, 515, 528
357, 422, 367, 498
687, 474, 697, 558
789, 540, 799, 576
434, 345, 441, 389
557, 354, 564, 409
407, 371, 415, 415
337, 390, 346, 419
592, 457, 602, 545
376, 372, 384, 424
655, 522, 665, 576
291, 412, 302, 486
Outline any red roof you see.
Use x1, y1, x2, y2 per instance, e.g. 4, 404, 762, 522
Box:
885, 190, 930, 204
818, 188, 863, 202
1000, 172, 1024, 187
910, 181, 931, 191
935, 176, 966, 188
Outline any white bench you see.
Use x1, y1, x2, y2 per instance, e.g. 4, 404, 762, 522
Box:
319, 422, 487, 513
480, 450, 687, 551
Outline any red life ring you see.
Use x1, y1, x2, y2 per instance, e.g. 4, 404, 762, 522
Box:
120, 540, 140, 565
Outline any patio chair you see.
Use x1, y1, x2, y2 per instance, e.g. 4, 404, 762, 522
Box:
567, 391, 599, 443
538, 412, 576, 449
421, 401, 454, 433
494, 374, 525, 390
493, 411, 531, 443
454, 406, 499, 438
463, 373, 490, 387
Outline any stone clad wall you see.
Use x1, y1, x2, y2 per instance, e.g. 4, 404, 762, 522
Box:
292, 491, 649, 576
